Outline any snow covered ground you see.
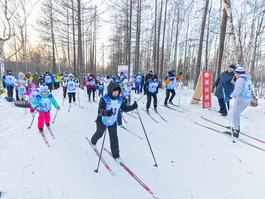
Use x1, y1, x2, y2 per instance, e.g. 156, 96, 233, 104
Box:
1, 86, 265, 199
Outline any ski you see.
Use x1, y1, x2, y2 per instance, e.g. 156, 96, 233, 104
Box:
118, 125, 144, 140
151, 108, 167, 122
167, 102, 180, 107
85, 137, 113, 174
47, 127, 55, 139
160, 104, 184, 113
194, 121, 265, 152
40, 132, 50, 147
200, 116, 265, 144
125, 112, 138, 119
142, 108, 159, 123
73, 103, 84, 109
103, 148, 158, 199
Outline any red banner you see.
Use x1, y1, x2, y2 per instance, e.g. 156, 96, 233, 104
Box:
202, 71, 211, 109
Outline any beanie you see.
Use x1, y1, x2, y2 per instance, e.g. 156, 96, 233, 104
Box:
40, 83, 49, 93
234, 66, 245, 74
228, 65, 236, 70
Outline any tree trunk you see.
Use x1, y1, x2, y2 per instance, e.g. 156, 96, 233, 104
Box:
156, 0, 163, 76
153, 0, 157, 73
72, 0, 77, 74
194, 0, 209, 89
160, 0, 168, 80
77, 0, 83, 88
128, 0, 133, 78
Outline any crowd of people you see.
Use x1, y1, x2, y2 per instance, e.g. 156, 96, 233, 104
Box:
1, 65, 252, 160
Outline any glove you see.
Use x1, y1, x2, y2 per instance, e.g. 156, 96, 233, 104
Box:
212, 85, 215, 90
170, 77, 175, 81
179, 71, 183, 76
132, 101, 138, 109
223, 97, 231, 103
105, 108, 113, 117
57, 107, 60, 111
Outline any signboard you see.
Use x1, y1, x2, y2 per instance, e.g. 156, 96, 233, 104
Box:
118, 65, 133, 77
191, 71, 211, 109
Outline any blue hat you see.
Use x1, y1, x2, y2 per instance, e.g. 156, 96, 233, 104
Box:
171, 69, 176, 73
234, 66, 246, 74
19, 72, 24, 76
40, 84, 49, 92
228, 65, 236, 70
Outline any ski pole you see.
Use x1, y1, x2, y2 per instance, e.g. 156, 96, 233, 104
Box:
95, 117, 109, 173
25, 101, 28, 114
136, 94, 145, 103
136, 108, 158, 167
221, 83, 235, 143
122, 113, 127, 124
52, 109, 59, 124
27, 111, 37, 129
77, 87, 81, 107
158, 88, 166, 104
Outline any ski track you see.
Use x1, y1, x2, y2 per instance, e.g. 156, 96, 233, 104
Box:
1, 87, 265, 199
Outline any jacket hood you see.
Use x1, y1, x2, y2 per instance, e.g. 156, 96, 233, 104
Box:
108, 82, 121, 100
240, 74, 251, 80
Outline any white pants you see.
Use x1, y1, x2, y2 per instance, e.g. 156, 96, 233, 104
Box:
18, 94, 27, 101
231, 100, 250, 131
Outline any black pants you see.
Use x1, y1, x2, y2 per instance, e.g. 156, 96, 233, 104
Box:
87, 87, 96, 100
47, 83, 53, 93
91, 120, 120, 158
7, 86, 14, 98
68, 93, 76, 103
63, 87, 67, 98
146, 91, 157, 110
16, 89, 19, 101
218, 98, 230, 115
164, 89, 175, 105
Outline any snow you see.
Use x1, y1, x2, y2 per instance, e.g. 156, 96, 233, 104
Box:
1, 86, 265, 199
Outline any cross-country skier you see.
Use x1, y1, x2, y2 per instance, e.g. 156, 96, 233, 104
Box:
145, 74, 159, 112
26, 82, 39, 116
213, 65, 236, 116
90, 82, 138, 163
66, 74, 78, 107
85, 72, 98, 102
44, 72, 54, 93
2, 69, 15, 101
122, 79, 133, 105
62, 72, 69, 99
103, 75, 111, 95
223, 66, 252, 138
14, 72, 28, 101
134, 71, 142, 94
98, 80, 104, 97
164, 70, 182, 107
31, 84, 60, 133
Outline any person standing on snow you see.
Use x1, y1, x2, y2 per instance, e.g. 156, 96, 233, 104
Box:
90, 82, 138, 163
44, 72, 54, 93
26, 82, 39, 115
212, 65, 236, 116
62, 72, 69, 99
85, 72, 98, 102
223, 66, 252, 138
14, 72, 28, 101
145, 70, 153, 83
145, 74, 159, 112
2, 69, 15, 101
134, 71, 142, 94
103, 75, 111, 95
98, 80, 104, 97
140, 73, 145, 93
31, 84, 60, 133
66, 74, 78, 107
164, 70, 182, 107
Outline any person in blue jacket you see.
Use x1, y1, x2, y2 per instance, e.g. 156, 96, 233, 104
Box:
2, 69, 15, 101
140, 73, 145, 93
44, 72, 54, 93
134, 71, 142, 94
213, 65, 236, 116
144, 74, 159, 112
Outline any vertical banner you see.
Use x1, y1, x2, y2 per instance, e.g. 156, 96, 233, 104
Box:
201, 71, 211, 109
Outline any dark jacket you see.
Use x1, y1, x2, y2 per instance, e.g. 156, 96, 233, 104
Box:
141, 75, 145, 84
96, 82, 135, 123
145, 73, 153, 83
214, 70, 235, 99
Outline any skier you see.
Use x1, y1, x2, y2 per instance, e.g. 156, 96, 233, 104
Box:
2, 69, 15, 101
103, 75, 111, 95
134, 71, 142, 94
31, 84, 60, 133
140, 73, 145, 93
212, 65, 236, 116
26, 82, 39, 115
145, 74, 159, 112
85, 72, 98, 102
122, 79, 132, 105
66, 74, 78, 107
25, 72, 33, 85
164, 70, 182, 107
145, 70, 153, 83
98, 80, 104, 97
223, 66, 252, 138
90, 82, 138, 163
44, 72, 54, 93
62, 72, 69, 100
14, 72, 28, 101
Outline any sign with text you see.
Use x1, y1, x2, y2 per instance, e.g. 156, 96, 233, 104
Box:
191, 71, 211, 109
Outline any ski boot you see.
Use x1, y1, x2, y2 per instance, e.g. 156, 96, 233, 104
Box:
39, 128, 44, 133
46, 123, 50, 128
164, 104, 169, 108
146, 108, 149, 113
115, 157, 124, 164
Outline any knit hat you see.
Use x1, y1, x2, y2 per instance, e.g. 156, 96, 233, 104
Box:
171, 69, 176, 73
30, 82, 37, 88
19, 72, 24, 77
40, 84, 49, 93
234, 66, 245, 74
228, 65, 236, 70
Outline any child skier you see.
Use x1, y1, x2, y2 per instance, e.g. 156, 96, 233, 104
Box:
31, 84, 60, 133
66, 74, 78, 107
98, 80, 104, 97
90, 82, 138, 163
164, 70, 182, 107
26, 82, 39, 115
14, 72, 28, 101
122, 79, 132, 105
145, 74, 159, 112
223, 66, 252, 138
